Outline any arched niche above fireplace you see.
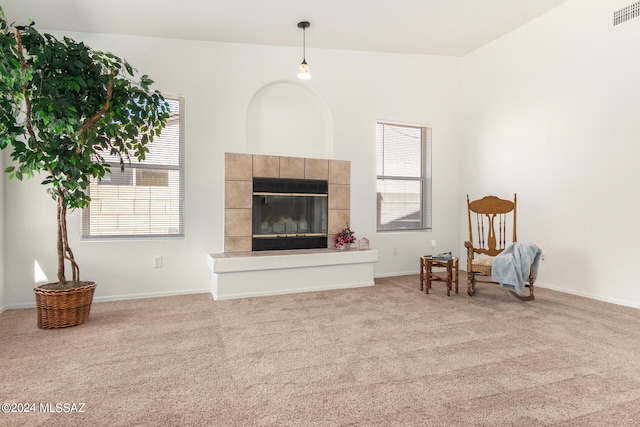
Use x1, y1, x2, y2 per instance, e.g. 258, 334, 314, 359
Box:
246, 81, 332, 159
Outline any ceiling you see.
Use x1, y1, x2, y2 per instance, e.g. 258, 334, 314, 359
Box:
2, 0, 571, 56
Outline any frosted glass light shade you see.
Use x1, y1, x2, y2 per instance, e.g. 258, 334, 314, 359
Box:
297, 61, 311, 80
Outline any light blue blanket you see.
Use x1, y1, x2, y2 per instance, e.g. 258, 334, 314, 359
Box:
491, 242, 542, 294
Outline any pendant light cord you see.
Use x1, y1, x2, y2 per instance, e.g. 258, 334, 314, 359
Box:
302, 26, 306, 61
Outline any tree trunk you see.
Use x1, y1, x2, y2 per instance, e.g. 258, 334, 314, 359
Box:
56, 193, 80, 283
56, 196, 66, 283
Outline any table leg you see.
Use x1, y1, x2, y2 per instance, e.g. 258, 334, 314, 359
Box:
454, 258, 459, 294
419, 257, 424, 291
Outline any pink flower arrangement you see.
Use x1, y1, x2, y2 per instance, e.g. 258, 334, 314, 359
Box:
334, 226, 356, 248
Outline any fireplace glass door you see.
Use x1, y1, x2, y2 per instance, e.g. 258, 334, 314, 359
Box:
252, 193, 328, 250
253, 193, 327, 235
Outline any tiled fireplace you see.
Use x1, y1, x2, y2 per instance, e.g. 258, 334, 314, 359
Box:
209, 153, 377, 301
224, 153, 351, 253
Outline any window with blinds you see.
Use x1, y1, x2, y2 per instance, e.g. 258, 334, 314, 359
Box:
82, 95, 185, 238
376, 122, 431, 231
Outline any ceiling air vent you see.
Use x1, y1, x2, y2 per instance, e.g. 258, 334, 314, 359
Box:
613, 1, 640, 26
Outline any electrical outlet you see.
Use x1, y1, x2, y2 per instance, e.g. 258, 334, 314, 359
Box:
393, 247, 398, 255
540, 252, 547, 263
153, 255, 163, 268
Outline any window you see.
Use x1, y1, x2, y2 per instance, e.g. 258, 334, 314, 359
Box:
82, 95, 184, 238
376, 122, 431, 231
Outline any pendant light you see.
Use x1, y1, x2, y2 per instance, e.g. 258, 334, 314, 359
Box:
297, 21, 311, 80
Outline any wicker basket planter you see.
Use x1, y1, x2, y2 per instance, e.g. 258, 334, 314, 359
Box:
33, 281, 97, 329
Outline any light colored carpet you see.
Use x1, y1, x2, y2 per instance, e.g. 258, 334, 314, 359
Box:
2, 275, 640, 426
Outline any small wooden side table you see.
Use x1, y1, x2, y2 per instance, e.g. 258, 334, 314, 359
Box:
420, 256, 459, 296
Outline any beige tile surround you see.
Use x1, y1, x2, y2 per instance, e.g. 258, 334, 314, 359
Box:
225, 153, 350, 253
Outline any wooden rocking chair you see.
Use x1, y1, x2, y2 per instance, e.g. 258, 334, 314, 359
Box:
464, 194, 535, 301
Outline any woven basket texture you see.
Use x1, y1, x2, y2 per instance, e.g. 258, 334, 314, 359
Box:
34, 282, 97, 329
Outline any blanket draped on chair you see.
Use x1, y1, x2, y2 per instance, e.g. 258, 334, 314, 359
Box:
491, 242, 542, 294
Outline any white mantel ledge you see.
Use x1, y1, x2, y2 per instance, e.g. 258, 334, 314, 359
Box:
207, 248, 378, 300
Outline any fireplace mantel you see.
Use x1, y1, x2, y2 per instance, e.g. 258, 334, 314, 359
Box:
208, 248, 378, 300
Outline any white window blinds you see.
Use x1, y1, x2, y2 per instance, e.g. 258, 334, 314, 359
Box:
376, 122, 431, 231
82, 96, 185, 238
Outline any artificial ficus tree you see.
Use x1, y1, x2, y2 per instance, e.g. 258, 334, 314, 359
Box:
0, 7, 170, 285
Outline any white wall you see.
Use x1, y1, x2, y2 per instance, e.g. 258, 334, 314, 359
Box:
461, 0, 640, 307
3, 32, 463, 307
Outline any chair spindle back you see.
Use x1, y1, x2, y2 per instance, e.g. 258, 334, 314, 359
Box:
467, 194, 517, 257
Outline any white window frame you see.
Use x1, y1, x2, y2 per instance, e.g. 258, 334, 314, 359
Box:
376, 121, 432, 232
82, 95, 185, 239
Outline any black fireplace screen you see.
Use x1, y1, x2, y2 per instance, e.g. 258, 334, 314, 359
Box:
252, 178, 328, 251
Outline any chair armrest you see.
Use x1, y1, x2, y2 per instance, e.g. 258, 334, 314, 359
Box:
464, 241, 473, 249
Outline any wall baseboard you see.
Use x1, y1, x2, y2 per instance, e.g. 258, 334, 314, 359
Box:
5, 281, 637, 312
535, 282, 640, 310
93, 288, 210, 304
3, 288, 210, 311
